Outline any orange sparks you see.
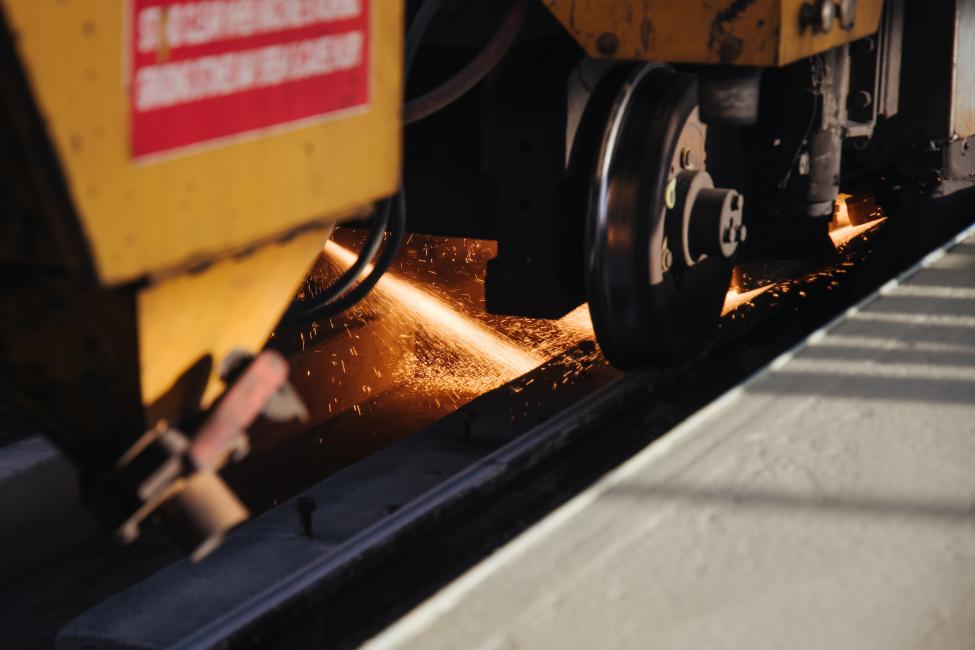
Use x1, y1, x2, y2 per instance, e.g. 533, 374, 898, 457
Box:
829, 217, 886, 248
830, 193, 886, 248
324, 241, 542, 381
722, 284, 775, 315
556, 304, 594, 334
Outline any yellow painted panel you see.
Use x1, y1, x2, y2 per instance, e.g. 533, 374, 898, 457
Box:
779, 0, 884, 65
1, 1, 402, 284
541, 0, 884, 66
137, 225, 331, 409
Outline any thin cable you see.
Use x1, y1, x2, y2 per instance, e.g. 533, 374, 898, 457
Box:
778, 56, 824, 190
404, 0, 527, 125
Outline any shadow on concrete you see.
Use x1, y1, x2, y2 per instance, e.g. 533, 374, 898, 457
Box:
800, 344, 975, 368
750, 370, 973, 404
903, 265, 975, 289
832, 316, 975, 347
604, 482, 975, 524
747, 247, 975, 404
867, 294, 975, 315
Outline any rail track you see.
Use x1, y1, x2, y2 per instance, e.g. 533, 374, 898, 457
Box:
3, 184, 974, 649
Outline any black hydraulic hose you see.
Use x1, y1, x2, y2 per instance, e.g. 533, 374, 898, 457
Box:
282, 0, 448, 325
404, 0, 527, 125
313, 191, 407, 317
280, 199, 391, 325
405, 0, 450, 73
281, 203, 389, 324
284, 1, 526, 324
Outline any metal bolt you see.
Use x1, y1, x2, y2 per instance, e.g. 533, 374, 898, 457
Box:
797, 151, 811, 176
800, 0, 836, 33
680, 148, 694, 169
851, 89, 872, 110
664, 177, 677, 209
836, 0, 857, 30
296, 496, 316, 538
596, 32, 619, 56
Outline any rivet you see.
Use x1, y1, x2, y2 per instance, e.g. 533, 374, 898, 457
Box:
665, 178, 677, 209
596, 32, 619, 55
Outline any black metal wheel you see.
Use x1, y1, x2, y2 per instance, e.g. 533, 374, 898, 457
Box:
586, 65, 743, 368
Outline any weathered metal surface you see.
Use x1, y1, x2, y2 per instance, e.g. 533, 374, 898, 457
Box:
0, 280, 146, 472
541, 0, 884, 66
137, 226, 331, 409
0, 1, 403, 549
0, 0, 402, 284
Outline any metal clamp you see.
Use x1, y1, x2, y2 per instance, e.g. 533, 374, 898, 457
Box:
85, 350, 307, 560
801, 0, 856, 33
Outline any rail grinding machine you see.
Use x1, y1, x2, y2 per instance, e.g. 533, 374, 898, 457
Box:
0, 0, 403, 557
1, 0, 973, 556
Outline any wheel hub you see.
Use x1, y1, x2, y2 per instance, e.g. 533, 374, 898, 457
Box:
667, 169, 746, 268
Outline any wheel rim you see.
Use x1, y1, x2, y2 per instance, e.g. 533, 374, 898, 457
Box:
586, 65, 736, 368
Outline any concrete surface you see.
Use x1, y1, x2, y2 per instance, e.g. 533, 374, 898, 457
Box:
368, 228, 975, 650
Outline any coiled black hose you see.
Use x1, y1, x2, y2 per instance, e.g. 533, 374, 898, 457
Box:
284, 0, 524, 325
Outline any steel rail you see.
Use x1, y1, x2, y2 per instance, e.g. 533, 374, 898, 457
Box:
172, 362, 657, 649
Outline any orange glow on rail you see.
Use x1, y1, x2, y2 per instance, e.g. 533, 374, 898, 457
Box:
722, 284, 775, 316
830, 193, 886, 248
310, 193, 884, 402
722, 194, 885, 316
829, 218, 886, 248
324, 241, 542, 382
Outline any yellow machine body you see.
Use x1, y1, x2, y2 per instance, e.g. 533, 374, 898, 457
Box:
541, 0, 884, 66
137, 228, 330, 408
1, 0, 402, 413
1, 0, 401, 284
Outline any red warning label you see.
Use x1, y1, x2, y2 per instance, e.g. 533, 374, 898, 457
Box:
130, 0, 371, 159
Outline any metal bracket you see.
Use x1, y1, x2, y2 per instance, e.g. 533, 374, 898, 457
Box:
86, 350, 307, 559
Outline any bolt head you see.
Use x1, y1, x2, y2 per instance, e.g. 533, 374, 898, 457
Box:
596, 32, 619, 56
797, 152, 811, 176
730, 192, 742, 212
852, 89, 872, 110
296, 496, 317, 514
801, 0, 836, 33
665, 178, 678, 209
837, 0, 857, 30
